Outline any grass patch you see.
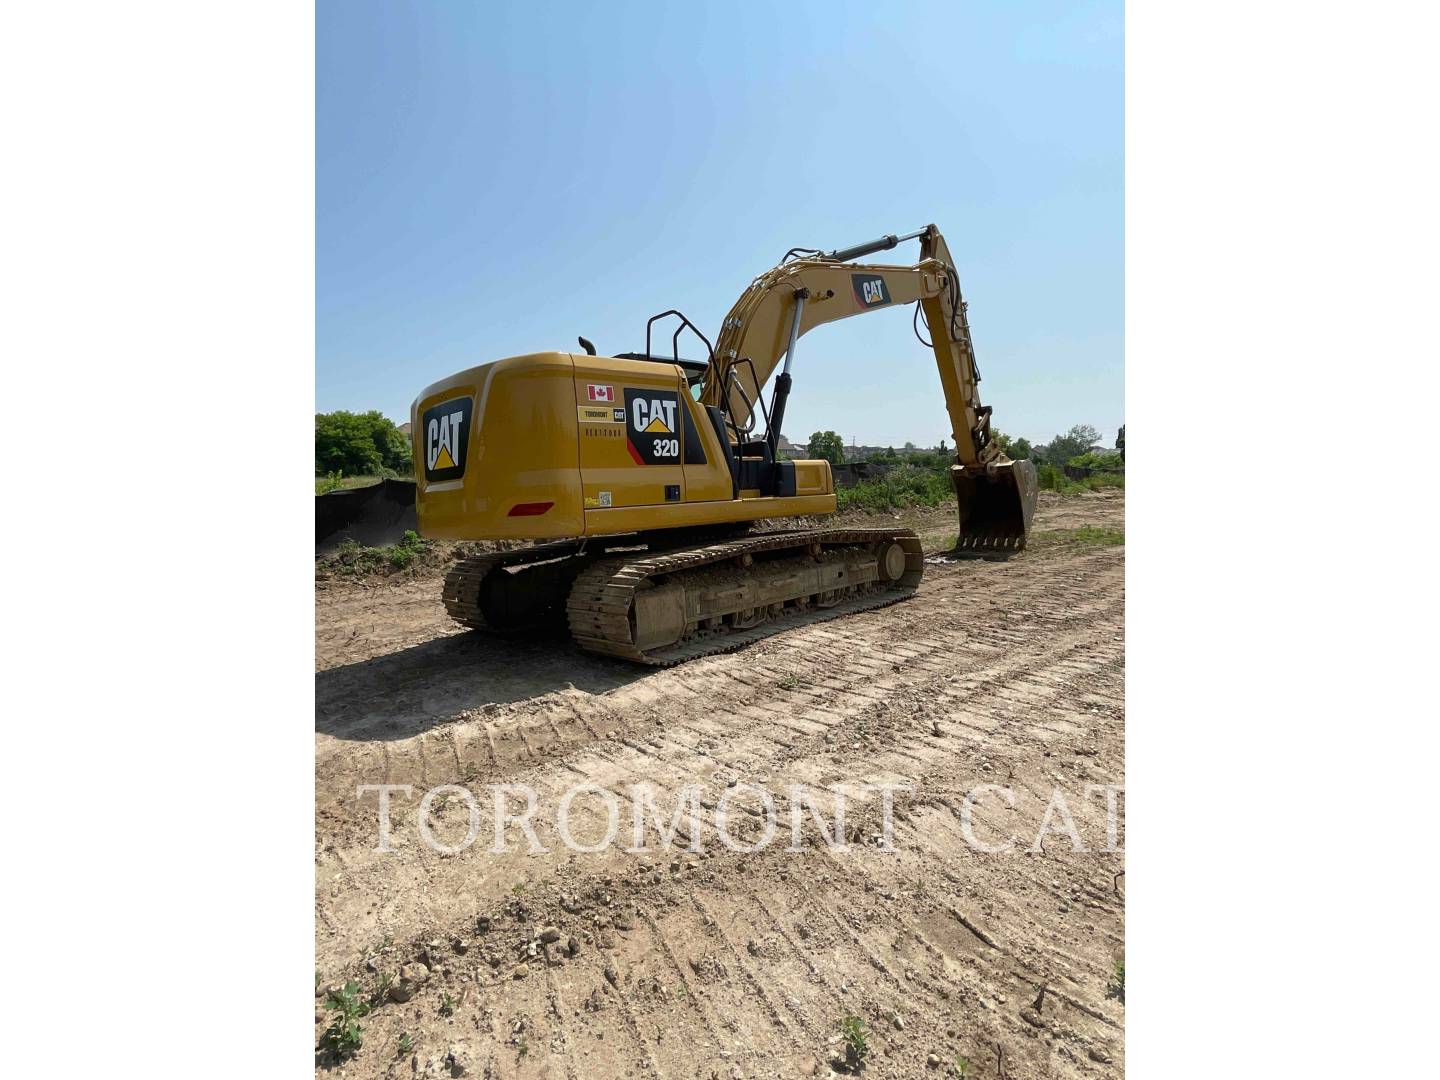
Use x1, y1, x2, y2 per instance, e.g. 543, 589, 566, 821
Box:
317, 530, 437, 577
1073, 526, 1124, 545
371, 971, 394, 1006
1036, 526, 1125, 548
315, 472, 389, 494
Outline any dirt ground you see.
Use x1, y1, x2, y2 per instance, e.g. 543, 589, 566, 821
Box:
315, 490, 1125, 1079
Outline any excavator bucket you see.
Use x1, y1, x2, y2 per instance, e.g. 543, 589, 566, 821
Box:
952, 459, 1038, 553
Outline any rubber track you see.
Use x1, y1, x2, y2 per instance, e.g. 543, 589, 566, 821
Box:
441, 539, 587, 629
565, 528, 924, 666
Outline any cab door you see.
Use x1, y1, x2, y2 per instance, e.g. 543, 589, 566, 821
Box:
680, 386, 735, 502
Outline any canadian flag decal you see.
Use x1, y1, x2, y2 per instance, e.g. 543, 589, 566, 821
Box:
587, 384, 614, 402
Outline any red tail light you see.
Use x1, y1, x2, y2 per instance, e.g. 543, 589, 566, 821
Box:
507, 501, 555, 517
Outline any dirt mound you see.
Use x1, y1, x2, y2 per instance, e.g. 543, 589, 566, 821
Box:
316, 479, 418, 553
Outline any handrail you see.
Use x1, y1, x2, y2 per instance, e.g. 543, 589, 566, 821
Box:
643, 310, 715, 366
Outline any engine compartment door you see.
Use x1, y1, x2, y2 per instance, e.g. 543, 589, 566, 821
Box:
573, 359, 687, 509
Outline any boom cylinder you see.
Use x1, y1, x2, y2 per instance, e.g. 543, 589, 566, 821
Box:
820, 227, 926, 263
767, 289, 807, 456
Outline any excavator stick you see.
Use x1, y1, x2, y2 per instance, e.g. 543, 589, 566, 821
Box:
952, 459, 1038, 553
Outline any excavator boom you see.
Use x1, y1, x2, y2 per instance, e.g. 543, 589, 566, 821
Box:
701, 223, 1036, 549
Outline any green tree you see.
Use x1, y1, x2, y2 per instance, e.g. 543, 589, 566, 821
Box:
315, 410, 413, 477
1116, 424, 1125, 461
993, 430, 1033, 461
1041, 424, 1101, 467
807, 430, 845, 465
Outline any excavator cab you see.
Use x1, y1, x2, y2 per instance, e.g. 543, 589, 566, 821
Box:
618, 310, 813, 502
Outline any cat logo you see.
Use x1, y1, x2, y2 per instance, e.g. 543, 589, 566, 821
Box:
421, 395, 473, 482
852, 273, 892, 309
630, 395, 676, 434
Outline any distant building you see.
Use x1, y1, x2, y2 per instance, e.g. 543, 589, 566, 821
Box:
840, 443, 939, 461
773, 435, 806, 460
398, 422, 412, 437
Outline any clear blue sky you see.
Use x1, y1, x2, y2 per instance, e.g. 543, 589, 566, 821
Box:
318, 1, 1122, 448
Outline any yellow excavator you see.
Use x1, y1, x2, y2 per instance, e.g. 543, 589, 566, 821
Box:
412, 224, 1036, 664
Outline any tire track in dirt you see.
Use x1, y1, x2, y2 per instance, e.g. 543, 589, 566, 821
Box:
315, 492, 1125, 1078
318, 542, 1122, 943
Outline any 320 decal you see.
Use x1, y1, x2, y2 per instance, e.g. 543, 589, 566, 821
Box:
623, 388, 681, 465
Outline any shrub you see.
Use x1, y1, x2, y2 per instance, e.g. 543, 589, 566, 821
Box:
385, 530, 425, 569
316, 470, 347, 494
838, 465, 953, 512
1036, 462, 1125, 494
839, 1015, 868, 1068
319, 530, 433, 577
318, 980, 369, 1059
1036, 462, 1065, 491
1066, 451, 1124, 474
1109, 959, 1126, 1002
